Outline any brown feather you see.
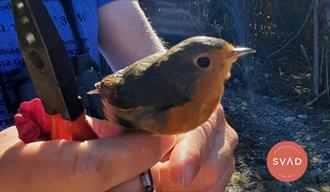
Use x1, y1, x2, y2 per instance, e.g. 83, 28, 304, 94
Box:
96, 36, 247, 134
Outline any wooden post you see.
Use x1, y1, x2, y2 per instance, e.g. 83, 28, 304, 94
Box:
320, 45, 325, 84
326, 0, 330, 97
326, 50, 329, 96
313, 0, 319, 96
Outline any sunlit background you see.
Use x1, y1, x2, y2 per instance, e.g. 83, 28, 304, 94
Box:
139, 0, 330, 191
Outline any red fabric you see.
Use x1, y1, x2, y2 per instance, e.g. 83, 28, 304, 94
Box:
14, 98, 51, 143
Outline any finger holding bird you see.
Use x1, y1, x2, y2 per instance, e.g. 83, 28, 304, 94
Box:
88, 36, 255, 135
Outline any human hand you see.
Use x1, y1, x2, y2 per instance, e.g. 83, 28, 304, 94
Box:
111, 105, 239, 192
0, 118, 175, 191
154, 105, 238, 191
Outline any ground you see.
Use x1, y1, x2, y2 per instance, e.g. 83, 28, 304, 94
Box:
222, 86, 330, 192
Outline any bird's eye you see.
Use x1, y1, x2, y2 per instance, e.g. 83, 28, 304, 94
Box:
196, 57, 211, 68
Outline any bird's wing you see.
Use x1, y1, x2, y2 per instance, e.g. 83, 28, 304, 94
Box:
104, 52, 191, 112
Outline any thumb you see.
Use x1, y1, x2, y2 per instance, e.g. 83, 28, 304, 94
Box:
165, 108, 221, 187
82, 133, 176, 190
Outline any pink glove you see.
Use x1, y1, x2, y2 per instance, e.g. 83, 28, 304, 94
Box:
14, 98, 51, 143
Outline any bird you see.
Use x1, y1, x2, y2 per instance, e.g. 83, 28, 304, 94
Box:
89, 36, 255, 135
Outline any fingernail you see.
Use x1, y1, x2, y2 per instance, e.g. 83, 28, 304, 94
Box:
160, 136, 176, 156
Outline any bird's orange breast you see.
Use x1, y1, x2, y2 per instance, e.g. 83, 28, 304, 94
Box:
157, 48, 231, 134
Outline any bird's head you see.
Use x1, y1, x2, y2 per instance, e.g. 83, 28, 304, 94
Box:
159, 36, 255, 105
162, 36, 255, 80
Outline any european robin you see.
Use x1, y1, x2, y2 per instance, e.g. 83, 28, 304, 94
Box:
89, 36, 255, 135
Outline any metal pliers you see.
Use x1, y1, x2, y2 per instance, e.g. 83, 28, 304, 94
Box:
11, 0, 97, 140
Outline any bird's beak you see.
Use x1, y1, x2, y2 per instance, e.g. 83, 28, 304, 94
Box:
87, 89, 99, 95
87, 82, 101, 95
231, 47, 256, 59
